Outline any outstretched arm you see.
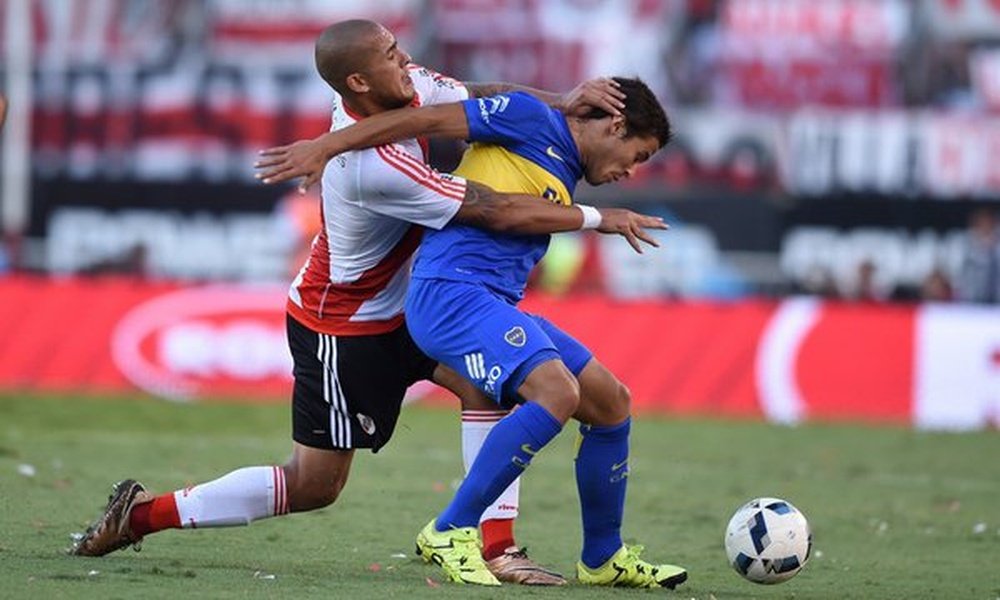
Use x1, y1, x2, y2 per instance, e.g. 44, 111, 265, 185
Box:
456, 182, 667, 254
465, 77, 625, 117
255, 103, 468, 191
255, 77, 626, 191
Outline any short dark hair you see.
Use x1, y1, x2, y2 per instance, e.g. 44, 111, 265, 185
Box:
583, 77, 672, 148
314, 20, 382, 95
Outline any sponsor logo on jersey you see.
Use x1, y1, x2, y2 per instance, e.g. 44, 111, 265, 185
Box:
504, 326, 526, 347
483, 365, 503, 396
545, 146, 565, 163
477, 95, 510, 123
356, 413, 376, 435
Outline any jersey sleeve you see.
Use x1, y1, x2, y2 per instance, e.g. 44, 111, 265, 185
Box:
408, 64, 469, 106
358, 145, 467, 230
460, 91, 550, 146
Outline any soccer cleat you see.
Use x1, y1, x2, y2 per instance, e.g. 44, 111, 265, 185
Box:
577, 544, 688, 589
414, 519, 501, 586
486, 546, 567, 586
70, 479, 152, 557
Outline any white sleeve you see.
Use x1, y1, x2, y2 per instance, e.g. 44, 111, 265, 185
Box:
357, 145, 466, 230
408, 64, 470, 106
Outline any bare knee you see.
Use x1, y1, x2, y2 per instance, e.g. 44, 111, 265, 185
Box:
575, 360, 632, 426
282, 446, 353, 512
612, 381, 632, 421
283, 463, 346, 511
517, 360, 580, 423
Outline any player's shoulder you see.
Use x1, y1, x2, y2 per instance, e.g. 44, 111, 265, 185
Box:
407, 63, 464, 94
475, 91, 554, 128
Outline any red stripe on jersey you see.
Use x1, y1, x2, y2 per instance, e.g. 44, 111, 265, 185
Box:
376, 145, 465, 199
375, 146, 465, 201
383, 145, 465, 195
289, 225, 425, 336
294, 204, 333, 321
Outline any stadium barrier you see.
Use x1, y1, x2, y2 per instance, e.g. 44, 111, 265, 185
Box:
0, 276, 997, 430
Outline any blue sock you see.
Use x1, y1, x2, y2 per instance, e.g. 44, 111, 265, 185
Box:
436, 401, 562, 531
576, 417, 631, 569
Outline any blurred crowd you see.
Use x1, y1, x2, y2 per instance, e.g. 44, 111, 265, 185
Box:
1, 0, 999, 304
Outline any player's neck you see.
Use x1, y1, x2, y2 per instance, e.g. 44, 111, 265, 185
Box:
566, 118, 593, 173
341, 97, 381, 120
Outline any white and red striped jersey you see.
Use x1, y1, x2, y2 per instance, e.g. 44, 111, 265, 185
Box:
287, 64, 470, 336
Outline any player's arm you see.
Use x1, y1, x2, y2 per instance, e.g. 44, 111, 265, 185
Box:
360, 147, 666, 252
455, 182, 666, 253
256, 103, 469, 191
464, 78, 625, 117
255, 80, 623, 190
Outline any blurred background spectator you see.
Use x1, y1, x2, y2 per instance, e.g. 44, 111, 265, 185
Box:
1, 0, 999, 302
956, 208, 1000, 304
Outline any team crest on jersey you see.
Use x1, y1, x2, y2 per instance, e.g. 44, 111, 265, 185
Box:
504, 326, 527, 347
542, 187, 559, 202
356, 413, 376, 436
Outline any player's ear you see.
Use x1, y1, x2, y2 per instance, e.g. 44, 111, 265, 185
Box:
609, 114, 627, 139
345, 72, 370, 94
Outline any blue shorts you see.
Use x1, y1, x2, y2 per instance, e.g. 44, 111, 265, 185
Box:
405, 278, 593, 406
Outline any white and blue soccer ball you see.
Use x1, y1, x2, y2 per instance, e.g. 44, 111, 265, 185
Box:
724, 497, 811, 584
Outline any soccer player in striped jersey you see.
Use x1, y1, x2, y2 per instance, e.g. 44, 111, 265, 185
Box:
256, 75, 688, 588
70, 20, 664, 587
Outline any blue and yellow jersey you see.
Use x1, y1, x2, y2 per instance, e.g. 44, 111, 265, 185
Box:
411, 92, 583, 302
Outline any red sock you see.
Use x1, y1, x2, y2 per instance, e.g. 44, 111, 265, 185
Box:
481, 518, 516, 561
130, 493, 181, 537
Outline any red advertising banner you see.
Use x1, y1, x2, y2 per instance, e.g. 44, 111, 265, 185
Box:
1, 277, 998, 429
718, 0, 908, 108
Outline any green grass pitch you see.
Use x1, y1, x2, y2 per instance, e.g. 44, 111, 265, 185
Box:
1, 394, 998, 599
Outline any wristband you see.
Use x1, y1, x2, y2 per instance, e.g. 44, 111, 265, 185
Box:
578, 204, 602, 230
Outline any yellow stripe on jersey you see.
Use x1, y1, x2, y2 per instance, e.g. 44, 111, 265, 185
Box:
454, 143, 573, 206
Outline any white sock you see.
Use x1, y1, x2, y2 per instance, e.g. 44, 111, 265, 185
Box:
462, 410, 520, 522
174, 466, 288, 528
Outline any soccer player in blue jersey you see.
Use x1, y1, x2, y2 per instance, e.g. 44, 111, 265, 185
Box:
260, 79, 687, 589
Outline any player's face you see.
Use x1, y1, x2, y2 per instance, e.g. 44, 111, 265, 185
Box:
584, 132, 659, 186
362, 26, 415, 110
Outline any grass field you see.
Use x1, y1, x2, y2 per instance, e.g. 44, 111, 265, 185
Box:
2, 394, 999, 599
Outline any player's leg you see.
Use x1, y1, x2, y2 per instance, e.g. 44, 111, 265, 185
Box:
572, 358, 686, 588
529, 317, 629, 567
532, 316, 687, 588
432, 364, 565, 585
406, 279, 576, 584
572, 358, 632, 567
433, 367, 519, 552
407, 280, 577, 532
69, 316, 390, 557
71, 447, 355, 557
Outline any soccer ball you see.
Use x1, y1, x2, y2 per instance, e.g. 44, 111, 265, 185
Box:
724, 497, 811, 584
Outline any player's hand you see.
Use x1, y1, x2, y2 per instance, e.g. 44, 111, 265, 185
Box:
255, 139, 329, 193
595, 208, 668, 253
558, 78, 626, 117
